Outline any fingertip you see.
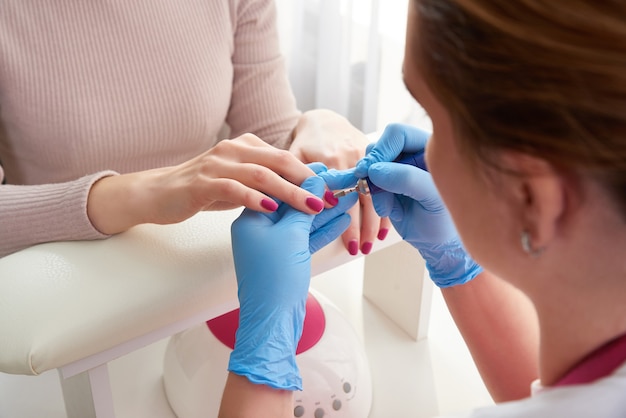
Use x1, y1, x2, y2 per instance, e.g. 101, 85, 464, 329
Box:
347, 239, 359, 256
324, 190, 339, 206
354, 159, 369, 178
305, 196, 324, 213
301, 176, 327, 210
307, 162, 328, 174
302, 174, 326, 191
371, 193, 393, 218
260, 198, 278, 212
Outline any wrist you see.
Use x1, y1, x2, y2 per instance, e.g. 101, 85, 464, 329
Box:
219, 373, 294, 418
228, 304, 305, 390
87, 172, 145, 235
418, 241, 483, 288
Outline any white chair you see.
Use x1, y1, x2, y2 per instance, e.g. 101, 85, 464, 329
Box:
0, 208, 432, 418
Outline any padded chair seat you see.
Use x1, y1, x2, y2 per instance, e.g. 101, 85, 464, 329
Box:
0, 210, 242, 376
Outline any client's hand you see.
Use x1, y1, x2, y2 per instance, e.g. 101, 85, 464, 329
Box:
87, 133, 326, 235
321, 123, 482, 288
290, 109, 392, 255
229, 173, 358, 389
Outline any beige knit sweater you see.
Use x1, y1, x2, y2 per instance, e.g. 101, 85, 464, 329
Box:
0, 0, 300, 257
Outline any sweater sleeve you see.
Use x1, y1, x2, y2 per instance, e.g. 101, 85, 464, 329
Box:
0, 171, 117, 258
226, 0, 300, 150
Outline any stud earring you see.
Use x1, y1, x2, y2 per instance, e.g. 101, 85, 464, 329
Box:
520, 230, 543, 257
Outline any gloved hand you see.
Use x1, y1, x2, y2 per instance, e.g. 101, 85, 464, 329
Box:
229, 173, 357, 390
321, 123, 482, 288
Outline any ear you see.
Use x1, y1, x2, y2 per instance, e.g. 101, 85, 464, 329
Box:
500, 152, 569, 252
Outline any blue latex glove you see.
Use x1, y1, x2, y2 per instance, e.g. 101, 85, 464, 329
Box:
321, 123, 482, 288
229, 174, 357, 390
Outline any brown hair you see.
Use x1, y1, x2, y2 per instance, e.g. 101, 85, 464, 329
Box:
413, 0, 626, 215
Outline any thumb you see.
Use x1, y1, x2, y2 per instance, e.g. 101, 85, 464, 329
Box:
368, 162, 443, 212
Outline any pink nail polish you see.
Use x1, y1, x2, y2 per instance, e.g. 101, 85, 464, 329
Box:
377, 228, 389, 241
361, 242, 373, 255
306, 197, 324, 213
261, 198, 278, 212
324, 190, 339, 206
348, 239, 359, 256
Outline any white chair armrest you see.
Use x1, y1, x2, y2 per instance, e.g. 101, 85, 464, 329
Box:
0, 209, 406, 377
0, 210, 242, 375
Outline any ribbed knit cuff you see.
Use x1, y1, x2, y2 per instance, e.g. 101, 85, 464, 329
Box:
0, 171, 118, 257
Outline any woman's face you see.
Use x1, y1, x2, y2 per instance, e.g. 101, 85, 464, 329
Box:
402, 2, 519, 277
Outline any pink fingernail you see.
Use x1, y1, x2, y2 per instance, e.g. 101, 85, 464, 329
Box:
377, 228, 389, 241
324, 190, 339, 206
306, 197, 324, 213
361, 242, 373, 255
348, 239, 359, 256
261, 198, 278, 212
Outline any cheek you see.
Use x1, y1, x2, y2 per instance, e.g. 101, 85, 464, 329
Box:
455, 181, 516, 271
425, 132, 518, 272
425, 133, 507, 261
425, 136, 466, 222
428, 143, 490, 255
438, 179, 474, 243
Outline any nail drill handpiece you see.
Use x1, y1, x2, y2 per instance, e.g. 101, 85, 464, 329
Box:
333, 150, 427, 199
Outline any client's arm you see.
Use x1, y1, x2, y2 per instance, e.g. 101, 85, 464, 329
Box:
87, 133, 324, 235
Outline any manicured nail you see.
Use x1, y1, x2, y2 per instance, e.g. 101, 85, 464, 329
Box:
377, 228, 389, 241
261, 198, 278, 212
324, 190, 339, 206
361, 242, 373, 255
305, 197, 324, 213
348, 239, 359, 256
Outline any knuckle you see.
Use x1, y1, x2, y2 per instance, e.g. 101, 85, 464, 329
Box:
210, 139, 233, 156
249, 166, 269, 184
214, 179, 237, 196
239, 132, 262, 144
273, 148, 295, 165
322, 153, 341, 168
286, 184, 302, 203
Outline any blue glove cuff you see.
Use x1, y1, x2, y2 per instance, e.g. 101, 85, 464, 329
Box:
228, 304, 305, 391
418, 242, 483, 288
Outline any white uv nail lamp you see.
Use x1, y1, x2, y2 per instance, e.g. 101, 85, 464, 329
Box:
162, 289, 372, 418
